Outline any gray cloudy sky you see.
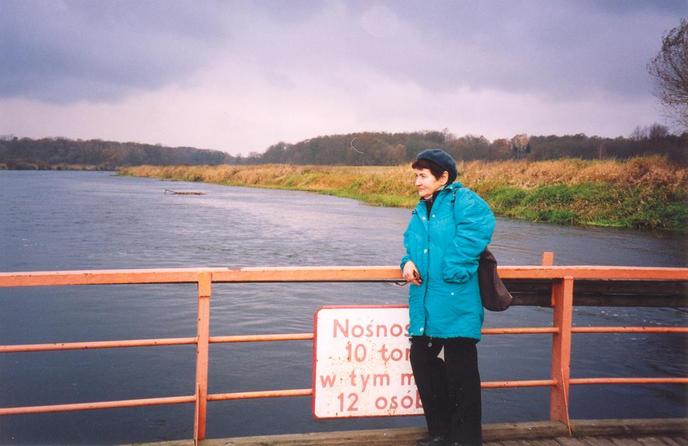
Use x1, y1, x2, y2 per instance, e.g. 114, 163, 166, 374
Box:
1, 1, 685, 154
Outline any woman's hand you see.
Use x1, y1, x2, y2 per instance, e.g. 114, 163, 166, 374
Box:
402, 261, 422, 286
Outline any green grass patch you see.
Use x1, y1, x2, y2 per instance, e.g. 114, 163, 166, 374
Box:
525, 185, 574, 206
480, 182, 687, 232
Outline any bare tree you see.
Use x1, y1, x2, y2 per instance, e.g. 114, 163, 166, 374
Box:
648, 123, 670, 139
630, 125, 647, 141
648, 19, 688, 129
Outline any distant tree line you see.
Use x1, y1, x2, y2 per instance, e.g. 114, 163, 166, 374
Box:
0, 136, 236, 170
255, 127, 687, 165
2, 126, 686, 170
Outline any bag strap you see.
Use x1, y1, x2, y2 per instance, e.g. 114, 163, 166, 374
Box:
451, 186, 512, 311
450, 186, 460, 221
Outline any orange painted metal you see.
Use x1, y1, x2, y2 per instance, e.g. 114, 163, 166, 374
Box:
0, 337, 197, 353
550, 277, 574, 430
208, 388, 313, 401
194, 272, 212, 442
206, 381, 566, 400
209, 328, 559, 341
210, 333, 314, 343
496, 266, 688, 280
0, 395, 195, 415
0, 268, 215, 287
209, 328, 562, 339
2, 265, 688, 288
572, 327, 688, 334
542, 251, 555, 266
569, 377, 688, 385
193, 384, 201, 446
481, 380, 556, 389
212, 266, 404, 283
482, 327, 558, 335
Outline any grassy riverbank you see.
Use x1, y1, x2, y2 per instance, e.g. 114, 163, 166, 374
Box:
120, 156, 688, 232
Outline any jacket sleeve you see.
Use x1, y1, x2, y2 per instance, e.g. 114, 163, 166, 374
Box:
400, 227, 412, 270
442, 189, 496, 283
400, 211, 416, 270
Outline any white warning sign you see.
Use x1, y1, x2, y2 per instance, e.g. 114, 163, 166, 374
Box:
312, 306, 423, 418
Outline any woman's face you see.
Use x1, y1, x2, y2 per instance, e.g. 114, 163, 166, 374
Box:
413, 168, 448, 200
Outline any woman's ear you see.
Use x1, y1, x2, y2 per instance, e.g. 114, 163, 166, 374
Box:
440, 171, 449, 185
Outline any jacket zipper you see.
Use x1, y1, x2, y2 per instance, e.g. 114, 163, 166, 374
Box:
422, 201, 430, 336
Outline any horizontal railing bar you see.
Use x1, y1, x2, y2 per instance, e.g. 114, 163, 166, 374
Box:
3, 379, 683, 414
0, 267, 401, 287
483, 327, 558, 335
208, 388, 312, 401
497, 266, 688, 281
14, 377, 683, 416
222, 266, 688, 282
210, 329, 561, 343
6, 326, 685, 353
0, 269, 220, 287
213, 266, 403, 283
205, 380, 561, 402
0, 395, 195, 415
571, 327, 688, 334
0, 337, 197, 353
4, 325, 684, 354
481, 380, 556, 388
210, 333, 313, 343
570, 377, 688, 385
2, 265, 687, 288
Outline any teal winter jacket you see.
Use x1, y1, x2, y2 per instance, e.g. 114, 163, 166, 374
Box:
400, 182, 495, 340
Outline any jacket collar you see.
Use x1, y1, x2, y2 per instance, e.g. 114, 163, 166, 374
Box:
414, 182, 463, 230
444, 181, 463, 191
417, 181, 463, 205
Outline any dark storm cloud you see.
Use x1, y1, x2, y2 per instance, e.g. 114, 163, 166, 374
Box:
344, 0, 686, 99
1, 0, 685, 104
0, 0, 228, 102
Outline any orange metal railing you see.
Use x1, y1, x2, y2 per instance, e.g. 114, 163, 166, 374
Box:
1, 252, 687, 443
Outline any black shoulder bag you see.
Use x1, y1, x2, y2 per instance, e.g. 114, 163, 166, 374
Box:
477, 248, 513, 311
451, 188, 513, 311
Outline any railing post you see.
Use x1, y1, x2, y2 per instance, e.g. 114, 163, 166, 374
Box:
194, 272, 212, 443
542, 251, 554, 266
550, 275, 573, 432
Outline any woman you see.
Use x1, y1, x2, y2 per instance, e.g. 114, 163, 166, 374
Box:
401, 149, 495, 446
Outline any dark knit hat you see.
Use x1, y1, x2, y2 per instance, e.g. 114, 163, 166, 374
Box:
416, 149, 458, 184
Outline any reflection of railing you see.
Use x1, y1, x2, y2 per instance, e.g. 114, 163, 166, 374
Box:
1, 252, 687, 444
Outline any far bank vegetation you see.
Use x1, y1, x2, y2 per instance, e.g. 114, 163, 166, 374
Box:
2, 125, 687, 169
121, 156, 687, 232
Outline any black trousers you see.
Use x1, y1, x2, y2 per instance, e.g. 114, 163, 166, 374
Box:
410, 336, 482, 445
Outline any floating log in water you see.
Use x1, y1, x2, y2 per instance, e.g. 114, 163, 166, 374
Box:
163, 189, 205, 195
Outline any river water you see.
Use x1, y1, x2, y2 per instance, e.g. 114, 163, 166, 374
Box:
0, 171, 686, 444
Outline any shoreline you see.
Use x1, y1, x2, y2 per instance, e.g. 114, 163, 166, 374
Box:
118, 158, 687, 233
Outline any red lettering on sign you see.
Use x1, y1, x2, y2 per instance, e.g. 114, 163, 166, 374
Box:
319, 373, 337, 388
378, 344, 411, 362
332, 318, 410, 339
333, 318, 349, 338
337, 392, 359, 412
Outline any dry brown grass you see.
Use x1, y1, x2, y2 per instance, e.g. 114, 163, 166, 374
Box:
124, 164, 416, 198
459, 156, 687, 193
124, 156, 687, 196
